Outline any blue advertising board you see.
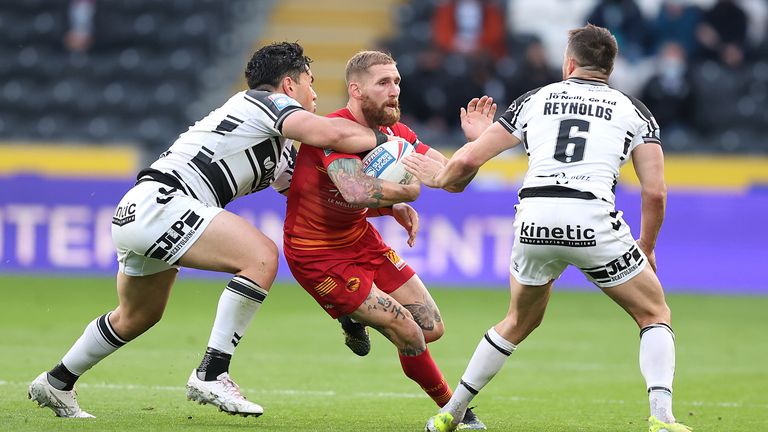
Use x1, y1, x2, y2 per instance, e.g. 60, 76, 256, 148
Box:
1, 174, 765, 294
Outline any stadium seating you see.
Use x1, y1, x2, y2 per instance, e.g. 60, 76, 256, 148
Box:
0, 0, 251, 153
382, 0, 767, 153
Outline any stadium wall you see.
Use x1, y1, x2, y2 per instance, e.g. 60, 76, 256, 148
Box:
1, 148, 765, 294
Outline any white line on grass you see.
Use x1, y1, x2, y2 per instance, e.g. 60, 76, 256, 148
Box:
3, 379, 765, 409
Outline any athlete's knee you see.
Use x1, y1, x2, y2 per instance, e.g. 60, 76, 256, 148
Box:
240, 240, 279, 284
423, 321, 445, 343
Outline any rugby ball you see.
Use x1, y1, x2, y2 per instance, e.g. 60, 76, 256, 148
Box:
361, 138, 415, 184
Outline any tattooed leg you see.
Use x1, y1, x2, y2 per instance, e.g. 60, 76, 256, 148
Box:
403, 294, 442, 332
350, 286, 426, 356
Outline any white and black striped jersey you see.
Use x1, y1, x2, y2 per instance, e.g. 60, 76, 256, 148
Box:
498, 77, 661, 205
138, 90, 302, 207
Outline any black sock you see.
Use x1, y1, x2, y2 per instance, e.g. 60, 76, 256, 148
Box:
196, 347, 232, 381
48, 363, 79, 391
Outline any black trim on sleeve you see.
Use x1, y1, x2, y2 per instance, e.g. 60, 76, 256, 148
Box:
497, 87, 542, 134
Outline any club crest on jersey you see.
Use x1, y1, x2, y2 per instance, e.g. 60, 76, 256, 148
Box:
384, 249, 407, 271
267, 94, 295, 111
345, 277, 361, 293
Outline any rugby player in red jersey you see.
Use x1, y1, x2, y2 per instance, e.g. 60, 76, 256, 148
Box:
282, 50, 496, 428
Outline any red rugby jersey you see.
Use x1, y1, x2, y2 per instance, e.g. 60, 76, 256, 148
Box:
283, 107, 430, 250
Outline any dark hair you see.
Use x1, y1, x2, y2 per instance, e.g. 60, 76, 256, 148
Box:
566, 24, 618, 75
245, 42, 312, 90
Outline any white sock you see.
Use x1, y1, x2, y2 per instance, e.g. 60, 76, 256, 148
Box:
206, 275, 268, 355
639, 323, 676, 423
444, 327, 517, 419
61, 312, 127, 376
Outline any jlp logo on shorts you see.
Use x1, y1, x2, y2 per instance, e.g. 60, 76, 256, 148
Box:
582, 245, 645, 284
519, 222, 596, 247
112, 203, 136, 226
144, 210, 204, 263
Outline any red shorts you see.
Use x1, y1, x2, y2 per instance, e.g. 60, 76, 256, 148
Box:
284, 225, 416, 319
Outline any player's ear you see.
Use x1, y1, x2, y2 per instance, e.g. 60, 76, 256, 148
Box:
565, 56, 578, 76
281, 76, 294, 95
349, 81, 362, 100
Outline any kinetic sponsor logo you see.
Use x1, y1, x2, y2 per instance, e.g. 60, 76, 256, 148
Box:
519, 222, 595, 247
583, 245, 644, 284
112, 203, 136, 226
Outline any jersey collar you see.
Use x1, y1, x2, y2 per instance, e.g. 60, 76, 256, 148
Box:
565, 77, 608, 87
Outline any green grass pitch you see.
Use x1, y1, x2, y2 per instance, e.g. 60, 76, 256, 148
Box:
1, 275, 766, 431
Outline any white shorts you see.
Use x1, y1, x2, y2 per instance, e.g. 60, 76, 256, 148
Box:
111, 181, 223, 276
509, 197, 647, 288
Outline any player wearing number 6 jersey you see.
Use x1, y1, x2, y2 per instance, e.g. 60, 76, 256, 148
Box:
28, 42, 390, 420
407, 24, 691, 432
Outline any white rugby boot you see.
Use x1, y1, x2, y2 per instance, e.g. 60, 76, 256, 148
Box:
28, 371, 95, 418
186, 369, 263, 417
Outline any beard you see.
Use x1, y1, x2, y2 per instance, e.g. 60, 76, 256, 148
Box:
361, 94, 400, 127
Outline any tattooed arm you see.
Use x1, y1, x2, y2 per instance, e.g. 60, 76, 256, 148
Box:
327, 157, 420, 208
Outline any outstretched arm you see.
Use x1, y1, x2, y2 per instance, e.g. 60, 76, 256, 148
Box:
404, 122, 520, 191
327, 157, 420, 208
415, 97, 495, 192
631, 143, 666, 272
281, 111, 389, 154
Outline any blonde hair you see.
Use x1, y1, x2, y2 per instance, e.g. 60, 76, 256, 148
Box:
345, 50, 396, 85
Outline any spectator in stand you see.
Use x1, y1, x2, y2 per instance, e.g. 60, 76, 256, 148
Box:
586, 0, 648, 62
398, 48, 453, 132
65, 0, 96, 53
650, 0, 702, 57
696, 0, 749, 68
505, 38, 560, 105
432, 0, 507, 60
641, 42, 695, 134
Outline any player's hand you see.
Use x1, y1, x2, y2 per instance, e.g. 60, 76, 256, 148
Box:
460, 96, 497, 141
404, 153, 445, 188
636, 238, 657, 273
392, 203, 419, 247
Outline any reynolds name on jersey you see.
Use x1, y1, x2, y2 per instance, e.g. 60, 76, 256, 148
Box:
497, 77, 660, 205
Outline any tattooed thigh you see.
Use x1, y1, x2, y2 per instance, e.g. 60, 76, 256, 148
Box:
403, 298, 442, 331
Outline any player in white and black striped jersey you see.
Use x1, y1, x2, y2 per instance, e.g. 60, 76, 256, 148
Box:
29, 42, 395, 419
408, 25, 691, 432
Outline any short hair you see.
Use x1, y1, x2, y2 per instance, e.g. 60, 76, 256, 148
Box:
245, 42, 312, 90
345, 50, 396, 85
566, 24, 618, 75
